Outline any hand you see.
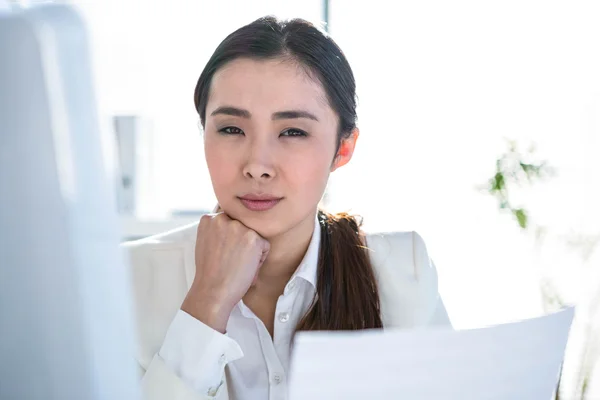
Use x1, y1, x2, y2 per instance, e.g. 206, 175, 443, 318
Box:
181, 210, 270, 333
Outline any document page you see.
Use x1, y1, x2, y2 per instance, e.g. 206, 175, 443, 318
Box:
289, 307, 574, 400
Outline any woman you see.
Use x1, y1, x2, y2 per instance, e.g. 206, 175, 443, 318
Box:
125, 16, 451, 400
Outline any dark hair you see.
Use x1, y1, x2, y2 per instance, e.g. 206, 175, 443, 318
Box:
193, 16, 382, 331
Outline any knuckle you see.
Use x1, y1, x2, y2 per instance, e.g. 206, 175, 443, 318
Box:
199, 213, 227, 237
242, 229, 257, 243
198, 214, 212, 231
230, 219, 244, 231
226, 220, 244, 239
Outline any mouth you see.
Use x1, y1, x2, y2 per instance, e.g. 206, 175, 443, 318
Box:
238, 195, 283, 212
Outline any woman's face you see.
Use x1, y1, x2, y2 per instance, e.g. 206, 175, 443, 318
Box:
203, 57, 355, 238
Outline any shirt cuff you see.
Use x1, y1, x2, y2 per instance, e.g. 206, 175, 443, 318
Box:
159, 310, 244, 395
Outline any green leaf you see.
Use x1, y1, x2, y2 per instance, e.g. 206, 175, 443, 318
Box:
513, 208, 528, 229
520, 162, 531, 173
520, 162, 542, 177
492, 172, 505, 192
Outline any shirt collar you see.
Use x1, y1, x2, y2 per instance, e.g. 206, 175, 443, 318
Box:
288, 213, 320, 290
235, 214, 320, 319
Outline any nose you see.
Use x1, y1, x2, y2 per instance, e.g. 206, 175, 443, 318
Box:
242, 138, 276, 181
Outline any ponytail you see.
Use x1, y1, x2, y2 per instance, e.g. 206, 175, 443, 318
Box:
296, 210, 383, 331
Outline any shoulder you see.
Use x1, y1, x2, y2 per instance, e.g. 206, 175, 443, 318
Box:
122, 222, 198, 311
365, 231, 440, 328
122, 221, 200, 249
365, 230, 433, 279
121, 222, 199, 369
121, 221, 199, 284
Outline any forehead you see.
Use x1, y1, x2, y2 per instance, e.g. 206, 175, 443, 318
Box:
207, 57, 332, 117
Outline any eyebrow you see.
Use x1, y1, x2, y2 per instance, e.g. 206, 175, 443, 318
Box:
210, 106, 251, 118
273, 110, 319, 122
210, 106, 319, 122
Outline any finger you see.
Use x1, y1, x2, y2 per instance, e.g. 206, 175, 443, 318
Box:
261, 239, 271, 254
258, 246, 270, 267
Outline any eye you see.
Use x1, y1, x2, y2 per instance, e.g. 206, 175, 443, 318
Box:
280, 128, 308, 137
218, 126, 244, 135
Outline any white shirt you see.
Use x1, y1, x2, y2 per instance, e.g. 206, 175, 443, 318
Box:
158, 215, 322, 400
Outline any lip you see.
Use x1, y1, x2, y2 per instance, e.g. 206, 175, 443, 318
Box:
238, 195, 283, 211
240, 193, 282, 201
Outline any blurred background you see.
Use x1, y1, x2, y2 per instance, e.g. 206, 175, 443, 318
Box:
10, 0, 599, 398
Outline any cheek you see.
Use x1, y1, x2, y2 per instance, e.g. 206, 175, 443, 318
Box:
204, 140, 236, 189
285, 147, 332, 197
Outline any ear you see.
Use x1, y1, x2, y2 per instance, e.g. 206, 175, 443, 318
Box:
331, 128, 359, 172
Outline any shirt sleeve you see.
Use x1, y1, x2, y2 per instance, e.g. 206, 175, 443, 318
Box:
158, 310, 244, 396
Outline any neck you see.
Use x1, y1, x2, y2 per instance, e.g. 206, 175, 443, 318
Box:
252, 211, 316, 297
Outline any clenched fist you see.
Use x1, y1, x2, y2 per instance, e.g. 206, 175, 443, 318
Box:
181, 211, 270, 333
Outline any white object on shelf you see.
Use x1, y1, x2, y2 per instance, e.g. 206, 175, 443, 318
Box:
113, 115, 139, 215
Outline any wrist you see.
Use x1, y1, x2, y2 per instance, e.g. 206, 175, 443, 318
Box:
181, 288, 233, 333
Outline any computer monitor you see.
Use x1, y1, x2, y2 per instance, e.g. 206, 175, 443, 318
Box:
0, 4, 140, 399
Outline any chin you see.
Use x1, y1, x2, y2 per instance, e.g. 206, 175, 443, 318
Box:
239, 214, 289, 239
241, 207, 311, 240
219, 202, 281, 237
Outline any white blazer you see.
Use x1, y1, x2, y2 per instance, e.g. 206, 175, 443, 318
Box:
123, 223, 451, 400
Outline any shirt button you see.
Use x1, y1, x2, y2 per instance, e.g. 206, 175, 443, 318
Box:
207, 387, 218, 397
272, 373, 283, 385
207, 380, 224, 397
278, 312, 290, 323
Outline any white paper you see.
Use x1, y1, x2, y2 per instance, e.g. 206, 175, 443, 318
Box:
289, 307, 574, 400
